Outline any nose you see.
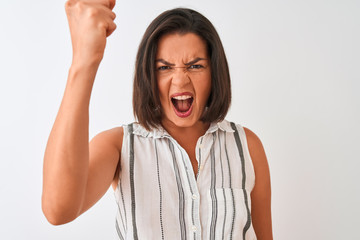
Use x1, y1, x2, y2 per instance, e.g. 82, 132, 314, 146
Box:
171, 67, 191, 87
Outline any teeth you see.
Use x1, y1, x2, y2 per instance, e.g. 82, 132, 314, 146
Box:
172, 95, 192, 100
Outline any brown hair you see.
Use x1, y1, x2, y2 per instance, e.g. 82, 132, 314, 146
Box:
133, 7, 231, 130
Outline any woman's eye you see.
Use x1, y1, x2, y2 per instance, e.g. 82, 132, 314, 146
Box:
189, 64, 203, 69
157, 66, 171, 71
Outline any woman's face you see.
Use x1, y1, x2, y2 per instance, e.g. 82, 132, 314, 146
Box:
155, 32, 211, 129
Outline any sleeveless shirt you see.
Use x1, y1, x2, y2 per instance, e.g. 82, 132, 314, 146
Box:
114, 119, 257, 240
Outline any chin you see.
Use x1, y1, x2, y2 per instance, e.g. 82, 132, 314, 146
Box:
171, 119, 198, 128
162, 111, 204, 130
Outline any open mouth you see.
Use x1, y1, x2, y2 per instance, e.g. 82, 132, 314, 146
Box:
171, 94, 194, 117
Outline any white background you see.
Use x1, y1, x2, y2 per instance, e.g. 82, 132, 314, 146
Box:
0, 0, 359, 239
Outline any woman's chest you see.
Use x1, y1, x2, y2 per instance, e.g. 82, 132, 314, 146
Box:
115, 131, 256, 239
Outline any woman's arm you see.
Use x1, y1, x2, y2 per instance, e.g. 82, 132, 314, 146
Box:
42, 0, 119, 225
244, 127, 273, 240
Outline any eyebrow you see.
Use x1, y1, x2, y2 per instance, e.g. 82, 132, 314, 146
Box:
155, 57, 207, 66
155, 59, 175, 66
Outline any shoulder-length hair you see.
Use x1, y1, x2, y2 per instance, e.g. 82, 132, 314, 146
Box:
133, 7, 231, 130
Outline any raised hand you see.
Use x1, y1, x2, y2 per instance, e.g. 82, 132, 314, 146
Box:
65, 0, 116, 65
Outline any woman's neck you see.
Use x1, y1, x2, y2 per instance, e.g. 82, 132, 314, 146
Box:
161, 120, 210, 145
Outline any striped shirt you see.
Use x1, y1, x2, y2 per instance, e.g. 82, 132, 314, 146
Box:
114, 119, 257, 240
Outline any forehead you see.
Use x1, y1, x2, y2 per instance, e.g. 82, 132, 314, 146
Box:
156, 32, 208, 61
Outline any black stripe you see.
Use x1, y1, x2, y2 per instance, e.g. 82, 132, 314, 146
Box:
230, 122, 252, 239
129, 123, 139, 240
191, 197, 195, 233
218, 133, 224, 188
242, 188, 251, 239
116, 218, 125, 240
168, 139, 187, 240
219, 133, 227, 240
224, 132, 235, 240
209, 132, 218, 240
155, 140, 165, 240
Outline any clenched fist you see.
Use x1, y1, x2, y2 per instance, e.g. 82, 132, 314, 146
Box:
65, 0, 117, 65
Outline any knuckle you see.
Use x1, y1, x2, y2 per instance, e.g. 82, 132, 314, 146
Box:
75, 1, 85, 11
64, 0, 75, 10
110, 23, 117, 32
98, 21, 107, 29
87, 7, 99, 18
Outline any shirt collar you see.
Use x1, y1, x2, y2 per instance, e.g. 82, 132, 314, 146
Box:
131, 119, 234, 139
206, 120, 235, 134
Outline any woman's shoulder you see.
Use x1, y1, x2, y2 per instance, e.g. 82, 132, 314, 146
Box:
96, 121, 154, 156
102, 122, 143, 140
222, 120, 269, 177
91, 125, 125, 163
94, 126, 124, 146
240, 125, 271, 194
220, 120, 262, 150
242, 126, 260, 146
241, 126, 268, 168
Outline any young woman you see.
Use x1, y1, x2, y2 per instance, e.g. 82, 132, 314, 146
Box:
42, 0, 273, 239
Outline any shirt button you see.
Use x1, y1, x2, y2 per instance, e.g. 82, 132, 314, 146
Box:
192, 194, 197, 200
192, 225, 197, 232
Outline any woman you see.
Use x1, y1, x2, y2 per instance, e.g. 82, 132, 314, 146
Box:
42, 0, 273, 239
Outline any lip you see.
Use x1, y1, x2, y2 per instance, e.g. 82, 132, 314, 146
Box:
170, 92, 194, 98
170, 92, 194, 118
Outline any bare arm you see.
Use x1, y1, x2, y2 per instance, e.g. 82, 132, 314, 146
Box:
42, 0, 118, 225
244, 127, 273, 240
